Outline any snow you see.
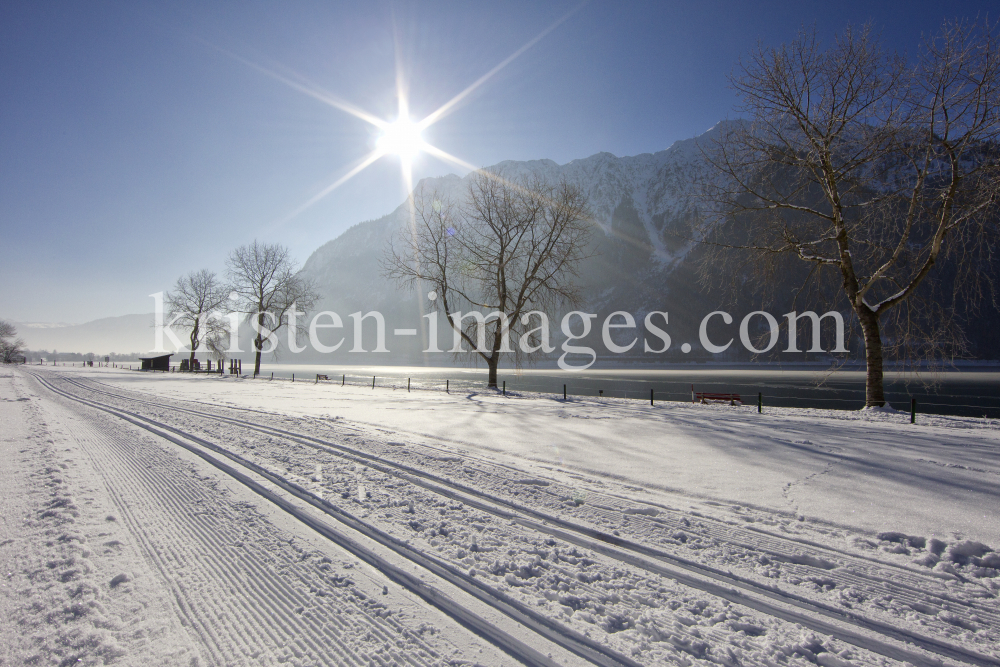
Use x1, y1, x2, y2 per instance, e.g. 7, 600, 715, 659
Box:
1, 368, 510, 666
90, 366, 1000, 545
0, 368, 197, 665
4, 364, 1000, 666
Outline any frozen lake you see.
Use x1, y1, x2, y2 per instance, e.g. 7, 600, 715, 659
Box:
242, 363, 1000, 418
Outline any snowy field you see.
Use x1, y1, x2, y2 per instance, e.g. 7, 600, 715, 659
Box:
3, 364, 999, 667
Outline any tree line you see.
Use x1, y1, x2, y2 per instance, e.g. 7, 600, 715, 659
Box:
165, 241, 317, 376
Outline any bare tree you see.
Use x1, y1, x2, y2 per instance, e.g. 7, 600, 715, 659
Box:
385, 169, 592, 388
0, 320, 25, 363
165, 269, 228, 370
700, 21, 1000, 406
226, 241, 317, 376
203, 331, 229, 367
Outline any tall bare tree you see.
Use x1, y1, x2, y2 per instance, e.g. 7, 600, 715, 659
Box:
700, 21, 1000, 406
0, 320, 25, 363
385, 169, 592, 388
165, 269, 228, 369
226, 241, 317, 376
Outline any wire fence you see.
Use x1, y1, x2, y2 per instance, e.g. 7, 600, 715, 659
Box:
253, 369, 1000, 420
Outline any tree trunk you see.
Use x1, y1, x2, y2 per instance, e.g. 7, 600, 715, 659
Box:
254, 310, 264, 377
485, 320, 507, 389
486, 356, 498, 389
857, 306, 886, 407
188, 319, 200, 370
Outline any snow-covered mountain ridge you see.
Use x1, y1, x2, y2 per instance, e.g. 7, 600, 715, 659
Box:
304, 122, 718, 274
298, 123, 725, 356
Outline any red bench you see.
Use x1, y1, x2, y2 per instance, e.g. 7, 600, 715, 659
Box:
691, 385, 741, 405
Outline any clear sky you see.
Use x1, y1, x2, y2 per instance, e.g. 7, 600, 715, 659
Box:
2, 0, 996, 323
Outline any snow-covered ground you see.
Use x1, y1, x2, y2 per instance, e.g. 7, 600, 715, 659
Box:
4, 365, 999, 666
88, 366, 1000, 544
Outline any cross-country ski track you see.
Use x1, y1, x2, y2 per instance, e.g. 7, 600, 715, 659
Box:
5, 366, 1000, 667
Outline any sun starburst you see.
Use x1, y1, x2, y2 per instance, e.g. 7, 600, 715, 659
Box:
376, 116, 425, 163
214, 3, 584, 232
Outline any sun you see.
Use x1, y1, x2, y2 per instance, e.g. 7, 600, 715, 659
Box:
376, 117, 425, 162
232, 4, 581, 229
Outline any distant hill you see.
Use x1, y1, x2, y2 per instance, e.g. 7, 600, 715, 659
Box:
15, 313, 160, 356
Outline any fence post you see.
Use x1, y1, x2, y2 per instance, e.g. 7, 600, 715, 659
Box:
503, 380, 506, 396
342, 374, 345, 386
650, 389, 654, 406
447, 379, 450, 394
292, 373, 294, 382
691, 384, 695, 403
758, 392, 762, 413
270, 372, 273, 380
563, 384, 567, 401
372, 375, 375, 389
911, 398, 916, 424
408, 377, 410, 392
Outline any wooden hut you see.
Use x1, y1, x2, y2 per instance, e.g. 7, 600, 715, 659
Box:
139, 353, 172, 371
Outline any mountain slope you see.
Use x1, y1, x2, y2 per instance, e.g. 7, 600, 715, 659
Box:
297, 126, 725, 363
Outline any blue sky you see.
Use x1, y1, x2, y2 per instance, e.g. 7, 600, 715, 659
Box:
1, 0, 995, 323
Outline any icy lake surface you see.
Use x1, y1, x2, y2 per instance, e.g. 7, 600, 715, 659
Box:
240, 364, 1000, 418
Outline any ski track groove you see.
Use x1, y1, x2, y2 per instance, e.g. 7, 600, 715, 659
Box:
31, 371, 634, 667
70, 422, 230, 665
95, 431, 318, 664
99, 428, 401, 667
93, 430, 346, 666
544, 496, 1000, 625
47, 372, 1000, 667
42, 378, 443, 666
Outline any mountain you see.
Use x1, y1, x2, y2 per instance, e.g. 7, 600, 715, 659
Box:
295, 124, 728, 365
297, 121, 1000, 366
14, 123, 727, 364
25, 121, 995, 365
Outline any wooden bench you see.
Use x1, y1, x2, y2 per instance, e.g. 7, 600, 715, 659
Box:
693, 390, 742, 405
316, 374, 329, 383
